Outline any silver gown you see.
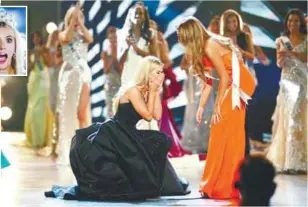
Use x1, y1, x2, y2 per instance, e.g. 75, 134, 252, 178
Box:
57, 32, 92, 165
267, 37, 307, 172
181, 75, 216, 153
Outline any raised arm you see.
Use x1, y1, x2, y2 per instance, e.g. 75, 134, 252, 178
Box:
78, 17, 94, 44
276, 38, 285, 68
126, 36, 157, 57
126, 87, 157, 121
59, 12, 76, 45
101, 51, 113, 74
41, 45, 53, 67
152, 73, 165, 120
126, 72, 163, 121
159, 36, 173, 68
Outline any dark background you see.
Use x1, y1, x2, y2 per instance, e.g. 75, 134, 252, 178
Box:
1, 1, 307, 141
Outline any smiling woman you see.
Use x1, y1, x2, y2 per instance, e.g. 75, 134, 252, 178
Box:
0, 7, 27, 75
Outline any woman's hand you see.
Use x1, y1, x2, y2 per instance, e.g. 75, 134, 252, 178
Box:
77, 13, 84, 27
211, 104, 223, 125
196, 107, 204, 126
278, 50, 292, 57
154, 73, 165, 88
149, 73, 164, 92
126, 37, 135, 46
277, 50, 291, 68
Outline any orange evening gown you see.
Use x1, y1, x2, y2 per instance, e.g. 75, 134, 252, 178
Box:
199, 53, 256, 199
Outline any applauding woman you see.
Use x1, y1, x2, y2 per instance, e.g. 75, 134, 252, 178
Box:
57, 3, 93, 165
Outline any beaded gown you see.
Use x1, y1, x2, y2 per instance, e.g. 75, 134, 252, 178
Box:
104, 52, 121, 118
57, 32, 92, 165
267, 37, 307, 173
181, 75, 215, 154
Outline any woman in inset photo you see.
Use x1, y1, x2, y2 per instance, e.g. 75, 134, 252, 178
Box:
0, 7, 27, 75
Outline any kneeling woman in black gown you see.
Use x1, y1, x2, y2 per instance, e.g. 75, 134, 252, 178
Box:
45, 56, 189, 201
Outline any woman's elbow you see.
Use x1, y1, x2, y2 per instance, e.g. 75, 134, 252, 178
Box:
247, 53, 255, 61
247, 56, 254, 61
87, 37, 94, 44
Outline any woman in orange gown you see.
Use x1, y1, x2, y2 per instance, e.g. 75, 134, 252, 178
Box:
177, 17, 256, 199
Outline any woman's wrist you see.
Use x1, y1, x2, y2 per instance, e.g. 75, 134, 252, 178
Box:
149, 88, 159, 93
215, 101, 221, 108
132, 44, 138, 52
198, 105, 204, 110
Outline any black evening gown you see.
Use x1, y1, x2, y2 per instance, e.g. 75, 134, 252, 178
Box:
45, 102, 189, 201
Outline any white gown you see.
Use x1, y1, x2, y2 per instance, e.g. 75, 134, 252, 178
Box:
121, 37, 149, 86
267, 37, 307, 172
57, 32, 92, 165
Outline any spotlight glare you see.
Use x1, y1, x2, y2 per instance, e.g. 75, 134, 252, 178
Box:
46, 22, 58, 34
0, 107, 13, 121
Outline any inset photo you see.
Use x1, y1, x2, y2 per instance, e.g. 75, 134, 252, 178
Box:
0, 6, 27, 76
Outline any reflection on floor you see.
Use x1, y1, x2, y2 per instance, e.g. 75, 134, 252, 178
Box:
0, 132, 307, 206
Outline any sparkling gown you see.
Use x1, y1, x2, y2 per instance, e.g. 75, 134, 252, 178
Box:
104, 53, 121, 118
267, 37, 307, 173
181, 75, 215, 154
57, 32, 92, 165
120, 37, 148, 86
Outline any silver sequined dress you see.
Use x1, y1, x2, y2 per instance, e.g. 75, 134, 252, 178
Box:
57, 32, 92, 165
267, 37, 307, 172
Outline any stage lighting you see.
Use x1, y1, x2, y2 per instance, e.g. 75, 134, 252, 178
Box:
0, 107, 13, 121
46, 22, 58, 34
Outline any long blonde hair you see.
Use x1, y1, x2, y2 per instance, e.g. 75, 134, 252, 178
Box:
177, 17, 211, 80
220, 9, 244, 35
112, 56, 163, 113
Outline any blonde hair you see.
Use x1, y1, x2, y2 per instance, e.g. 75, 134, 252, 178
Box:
0, 23, 26, 75
177, 17, 211, 80
112, 56, 163, 113
220, 9, 244, 35
209, 15, 220, 28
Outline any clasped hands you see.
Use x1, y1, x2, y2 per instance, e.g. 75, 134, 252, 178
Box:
148, 71, 165, 92
70, 4, 84, 27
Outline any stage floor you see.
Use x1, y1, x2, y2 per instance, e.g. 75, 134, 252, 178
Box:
0, 132, 307, 206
